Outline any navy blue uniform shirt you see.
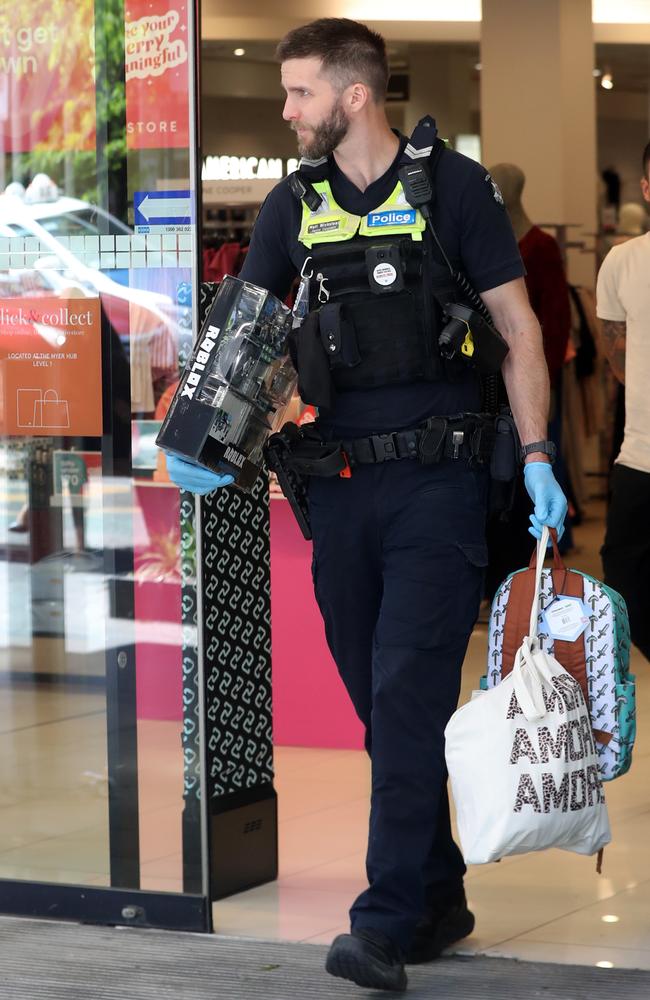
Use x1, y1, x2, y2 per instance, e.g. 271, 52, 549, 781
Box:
240, 135, 524, 437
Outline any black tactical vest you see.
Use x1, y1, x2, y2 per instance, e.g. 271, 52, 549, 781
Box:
289, 117, 455, 402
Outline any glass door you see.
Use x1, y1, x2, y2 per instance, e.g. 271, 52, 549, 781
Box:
0, 0, 209, 930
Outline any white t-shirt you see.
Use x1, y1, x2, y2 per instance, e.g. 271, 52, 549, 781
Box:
596, 233, 650, 474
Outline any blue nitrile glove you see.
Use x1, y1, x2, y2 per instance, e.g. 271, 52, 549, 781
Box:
164, 453, 234, 495
523, 461, 568, 542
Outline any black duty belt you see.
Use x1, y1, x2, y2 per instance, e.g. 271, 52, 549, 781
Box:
265, 412, 514, 541
264, 414, 497, 542
342, 414, 495, 469
268, 413, 496, 480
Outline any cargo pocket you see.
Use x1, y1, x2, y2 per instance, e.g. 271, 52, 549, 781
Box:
457, 542, 489, 570
376, 540, 489, 651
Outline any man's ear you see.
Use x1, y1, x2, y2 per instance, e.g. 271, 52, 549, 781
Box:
345, 82, 371, 115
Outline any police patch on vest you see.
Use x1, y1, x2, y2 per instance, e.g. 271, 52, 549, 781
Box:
485, 173, 505, 208
366, 208, 417, 228
308, 219, 341, 235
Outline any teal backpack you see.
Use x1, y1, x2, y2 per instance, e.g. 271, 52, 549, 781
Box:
482, 543, 635, 782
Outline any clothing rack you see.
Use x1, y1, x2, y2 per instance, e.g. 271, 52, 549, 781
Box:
537, 222, 595, 268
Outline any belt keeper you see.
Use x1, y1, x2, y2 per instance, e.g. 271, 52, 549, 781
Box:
473, 421, 496, 463
469, 425, 483, 463
418, 418, 447, 464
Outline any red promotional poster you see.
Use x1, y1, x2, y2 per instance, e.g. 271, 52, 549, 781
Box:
125, 1, 190, 150
0, 295, 103, 437
0, 1, 96, 154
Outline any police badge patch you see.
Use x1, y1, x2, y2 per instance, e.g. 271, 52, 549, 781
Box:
485, 172, 505, 208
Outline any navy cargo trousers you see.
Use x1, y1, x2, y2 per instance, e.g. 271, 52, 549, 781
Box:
308, 454, 489, 950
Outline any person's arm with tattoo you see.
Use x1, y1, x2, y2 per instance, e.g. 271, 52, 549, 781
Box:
597, 247, 627, 385
600, 319, 626, 384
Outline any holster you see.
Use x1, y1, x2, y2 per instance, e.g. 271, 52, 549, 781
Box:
488, 408, 521, 517
264, 424, 313, 540
263, 423, 348, 540
490, 409, 520, 482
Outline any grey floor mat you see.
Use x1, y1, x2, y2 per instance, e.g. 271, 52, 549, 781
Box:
1, 916, 648, 999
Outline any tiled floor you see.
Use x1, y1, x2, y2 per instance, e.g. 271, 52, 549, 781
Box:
1, 497, 648, 972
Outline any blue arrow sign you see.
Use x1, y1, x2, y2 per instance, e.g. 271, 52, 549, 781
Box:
134, 190, 193, 226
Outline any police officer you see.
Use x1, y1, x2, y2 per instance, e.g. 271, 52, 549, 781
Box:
167, 18, 567, 993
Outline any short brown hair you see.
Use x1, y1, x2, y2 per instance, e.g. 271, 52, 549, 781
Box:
276, 18, 389, 102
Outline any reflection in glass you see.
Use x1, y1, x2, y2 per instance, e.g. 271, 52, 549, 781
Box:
0, 0, 203, 902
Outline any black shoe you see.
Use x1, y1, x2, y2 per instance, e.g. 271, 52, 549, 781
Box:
405, 890, 475, 964
325, 928, 407, 992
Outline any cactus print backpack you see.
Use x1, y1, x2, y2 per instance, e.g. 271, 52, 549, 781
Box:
482, 534, 635, 781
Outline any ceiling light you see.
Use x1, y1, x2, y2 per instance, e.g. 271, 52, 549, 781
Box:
601, 71, 614, 90
474, 62, 482, 71
593, 68, 602, 77
593, 0, 650, 22
597, 961, 615, 969
234, 48, 245, 57
601, 915, 620, 923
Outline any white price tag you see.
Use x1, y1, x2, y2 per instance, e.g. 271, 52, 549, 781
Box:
542, 595, 589, 643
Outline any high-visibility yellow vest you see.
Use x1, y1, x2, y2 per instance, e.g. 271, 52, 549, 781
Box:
298, 180, 426, 249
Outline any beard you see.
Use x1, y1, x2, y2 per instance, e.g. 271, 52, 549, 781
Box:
292, 99, 349, 160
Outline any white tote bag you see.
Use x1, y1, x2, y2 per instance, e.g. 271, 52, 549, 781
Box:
445, 527, 611, 864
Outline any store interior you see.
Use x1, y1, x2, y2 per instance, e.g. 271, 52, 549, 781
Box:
199, 38, 650, 256
1, 2, 650, 967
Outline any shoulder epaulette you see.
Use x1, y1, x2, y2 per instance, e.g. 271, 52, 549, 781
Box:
288, 171, 324, 213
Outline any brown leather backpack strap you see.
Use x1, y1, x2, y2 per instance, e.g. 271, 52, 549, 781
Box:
501, 569, 537, 677
501, 535, 561, 678
527, 529, 565, 572
499, 543, 613, 748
